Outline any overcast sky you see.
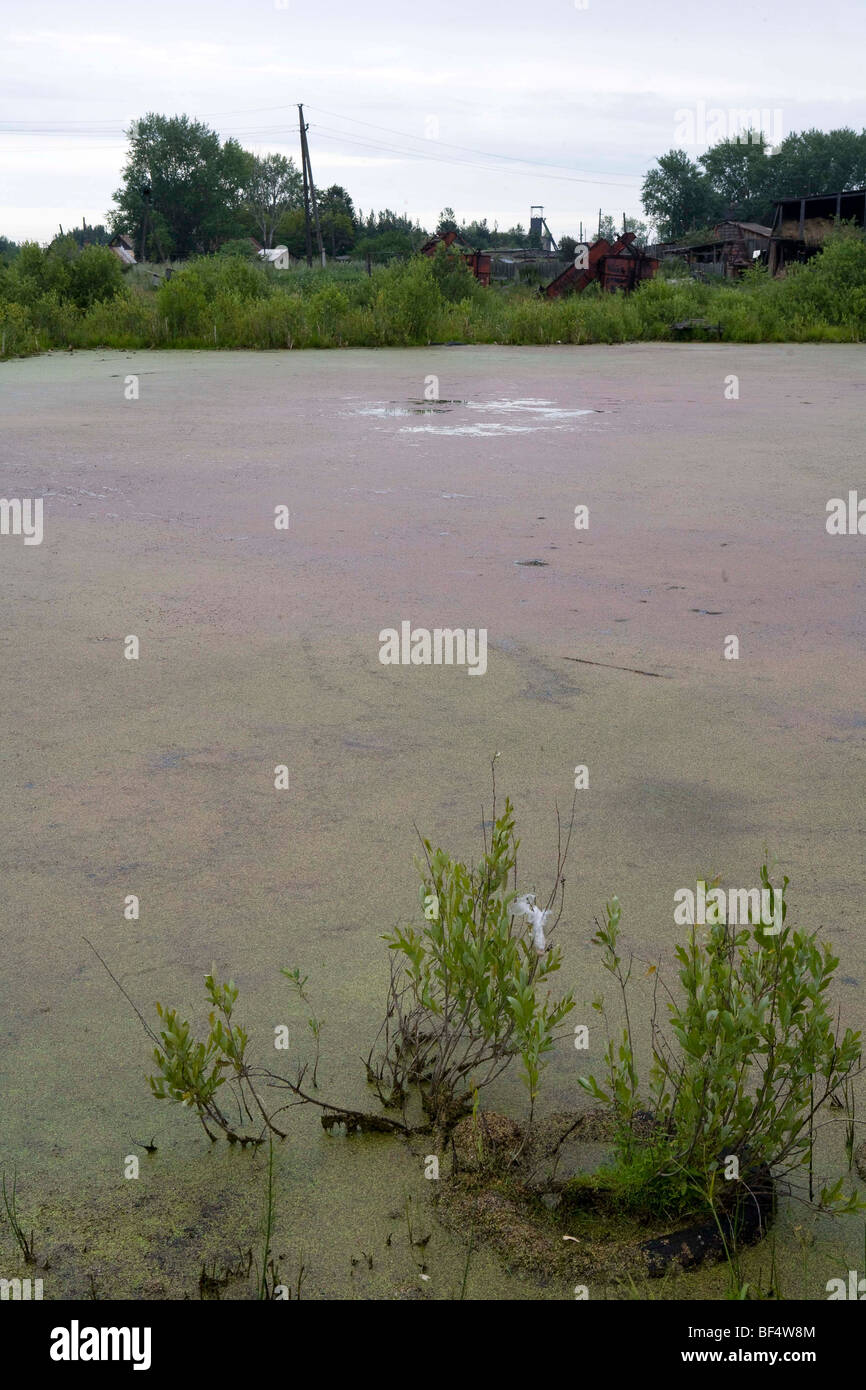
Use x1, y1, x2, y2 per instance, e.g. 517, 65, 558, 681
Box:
3, 0, 865, 243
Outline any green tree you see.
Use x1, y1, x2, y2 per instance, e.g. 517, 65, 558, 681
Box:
244, 152, 302, 248
771, 127, 866, 199
68, 223, 111, 248
317, 185, 357, 256
699, 133, 774, 223
110, 113, 251, 259
461, 217, 491, 246
436, 206, 458, 235
623, 215, 650, 246
641, 148, 722, 240
354, 229, 414, 262
274, 207, 308, 259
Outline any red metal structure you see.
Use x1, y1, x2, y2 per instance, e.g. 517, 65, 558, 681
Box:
420, 229, 492, 287
542, 232, 658, 297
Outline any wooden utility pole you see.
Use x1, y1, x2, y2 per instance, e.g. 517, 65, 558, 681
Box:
298, 105, 313, 267
297, 104, 326, 269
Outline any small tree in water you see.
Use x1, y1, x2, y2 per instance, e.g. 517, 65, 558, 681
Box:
368, 774, 576, 1127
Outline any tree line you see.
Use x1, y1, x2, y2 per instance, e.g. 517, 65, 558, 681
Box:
3, 115, 866, 267
642, 128, 866, 241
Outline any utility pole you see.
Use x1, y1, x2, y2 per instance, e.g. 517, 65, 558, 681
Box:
139, 190, 149, 264
298, 104, 326, 269
298, 105, 313, 267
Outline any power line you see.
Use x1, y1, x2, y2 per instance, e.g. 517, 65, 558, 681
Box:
307, 123, 644, 190
306, 104, 642, 184
0, 100, 645, 186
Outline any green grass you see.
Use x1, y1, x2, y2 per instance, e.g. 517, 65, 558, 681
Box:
2, 230, 866, 359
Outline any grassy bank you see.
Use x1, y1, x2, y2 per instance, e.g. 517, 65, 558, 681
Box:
2, 230, 866, 358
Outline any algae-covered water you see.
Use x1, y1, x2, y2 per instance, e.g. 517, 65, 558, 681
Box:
1, 344, 864, 1298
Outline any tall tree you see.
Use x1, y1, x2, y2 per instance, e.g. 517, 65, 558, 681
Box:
698, 133, 774, 222
771, 127, 866, 199
317, 185, 357, 255
641, 149, 722, 240
436, 206, 458, 235
109, 114, 250, 259
244, 152, 302, 248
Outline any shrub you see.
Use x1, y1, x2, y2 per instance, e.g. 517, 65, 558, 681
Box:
368, 790, 576, 1124
217, 238, 259, 260
376, 255, 443, 343
579, 870, 862, 1219
2, 227, 866, 353
156, 272, 209, 338
0, 300, 36, 357
66, 245, 125, 311
78, 291, 157, 348
306, 284, 349, 342
429, 240, 483, 305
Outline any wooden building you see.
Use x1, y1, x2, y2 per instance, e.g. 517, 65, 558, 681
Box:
648, 220, 771, 278
767, 189, 866, 273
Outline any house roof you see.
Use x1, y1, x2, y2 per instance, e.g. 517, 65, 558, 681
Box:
773, 188, 866, 208
716, 221, 772, 236
259, 244, 290, 262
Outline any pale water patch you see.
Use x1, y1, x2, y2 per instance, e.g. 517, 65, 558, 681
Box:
349, 397, 596, 436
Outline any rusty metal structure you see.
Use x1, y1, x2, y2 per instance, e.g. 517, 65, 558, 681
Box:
542, 232, 658, 297
419, 229, 492, 286
529, 206, 557, 252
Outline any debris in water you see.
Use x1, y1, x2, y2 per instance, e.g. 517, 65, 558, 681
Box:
563, 656, 671, 679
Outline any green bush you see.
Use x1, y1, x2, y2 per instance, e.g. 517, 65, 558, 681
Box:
0, 300, 37, 356
66, 245, 125, 310
370, 795, 576, 1124
429, 240, 483, 305
306, 284, 350, 342
156, 272, 208, 338
3, 229, 866, 356
217, 238, 259, 260
376, 255, 443, 343
579, 871, 862, 1220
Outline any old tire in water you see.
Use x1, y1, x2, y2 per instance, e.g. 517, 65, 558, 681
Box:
639, 1165, 775, 1277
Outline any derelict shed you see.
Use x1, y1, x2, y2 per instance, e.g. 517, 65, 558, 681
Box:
647, 220, 772, 279
108, 232, 137, 268
767, 188, 866, 273
258, 244, 292, 270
